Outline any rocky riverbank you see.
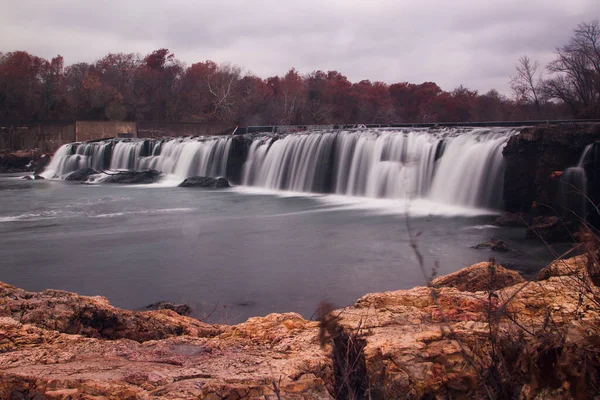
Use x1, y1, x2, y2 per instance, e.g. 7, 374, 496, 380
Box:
1, 256, 598, 399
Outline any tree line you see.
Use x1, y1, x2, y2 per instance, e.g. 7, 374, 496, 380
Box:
1, 20, 598, 125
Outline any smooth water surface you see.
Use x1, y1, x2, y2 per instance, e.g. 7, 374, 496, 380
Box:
0, 174, 556, 323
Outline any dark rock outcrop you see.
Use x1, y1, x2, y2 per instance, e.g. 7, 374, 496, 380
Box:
96, 169, 164, 184
526, 215, 573, 242
65, 168, 99, 181
491, 212, 530, 227
503, 123, 600, 214
179, 176, 230, 188
0, 150, 50, 173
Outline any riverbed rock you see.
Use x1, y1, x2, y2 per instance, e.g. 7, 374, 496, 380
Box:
96, 169, 164, 184
64, 167, 100, 181
472, 238, 510, 252
179, 176, 230, 188
0, 258, 598, 399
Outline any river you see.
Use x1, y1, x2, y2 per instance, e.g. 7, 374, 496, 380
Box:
0, 172, 557, 323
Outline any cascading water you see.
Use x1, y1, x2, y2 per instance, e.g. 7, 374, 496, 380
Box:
428, 130, 509, 209
560, 144, 593, 220
241, 128, 514, 209
42, 137, 232, 180
43, 127, 515, 210
41, 141, 111, 178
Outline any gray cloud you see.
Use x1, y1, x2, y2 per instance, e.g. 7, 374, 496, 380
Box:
1, 0, 598, 94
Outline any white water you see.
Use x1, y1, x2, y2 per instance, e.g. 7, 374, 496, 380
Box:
43, 137, 231, 180
41, 141, 111, 178
560, 143, 593, 219
241, 128, 514, 209
43, 127, 515, 210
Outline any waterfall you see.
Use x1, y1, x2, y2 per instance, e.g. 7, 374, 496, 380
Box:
41, 141, 112, 178
241, 128, 513, 209
43, 127, 514, 209
42, 137, 231, 180
428, 131, 509, 209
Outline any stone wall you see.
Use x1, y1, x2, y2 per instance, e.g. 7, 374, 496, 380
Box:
137, 122, 232, 138
0, 121, 76, 153
0, 121, 233, 152
75, 121, 138, 142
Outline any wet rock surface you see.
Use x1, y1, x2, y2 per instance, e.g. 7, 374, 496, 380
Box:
64, 167, 100, 181
178, 176, 230, 188
94, 169, 164, 184
0, 258, 598, 399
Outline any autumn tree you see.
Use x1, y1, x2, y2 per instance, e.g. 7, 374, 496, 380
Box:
0, 51, 48, 119
389, 82, 442, 122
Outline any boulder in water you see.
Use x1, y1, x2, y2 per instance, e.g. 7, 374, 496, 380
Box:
65, 168, 100, 182
179, 176, 230, 188
100, 170, 164, 184
472, 238, 510, 252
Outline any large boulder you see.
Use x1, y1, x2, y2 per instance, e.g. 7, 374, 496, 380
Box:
65, 167, 100, 181
179, 176, 230, 188
97, 169, 164, 184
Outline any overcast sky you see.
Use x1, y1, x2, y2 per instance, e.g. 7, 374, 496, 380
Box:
2, 0, 598, 95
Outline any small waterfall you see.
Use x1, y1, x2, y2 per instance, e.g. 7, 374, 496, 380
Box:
42, 137, 232, 180
41, 141, 112, 178
560, 144, 593, 220
138, 137, 232, 179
